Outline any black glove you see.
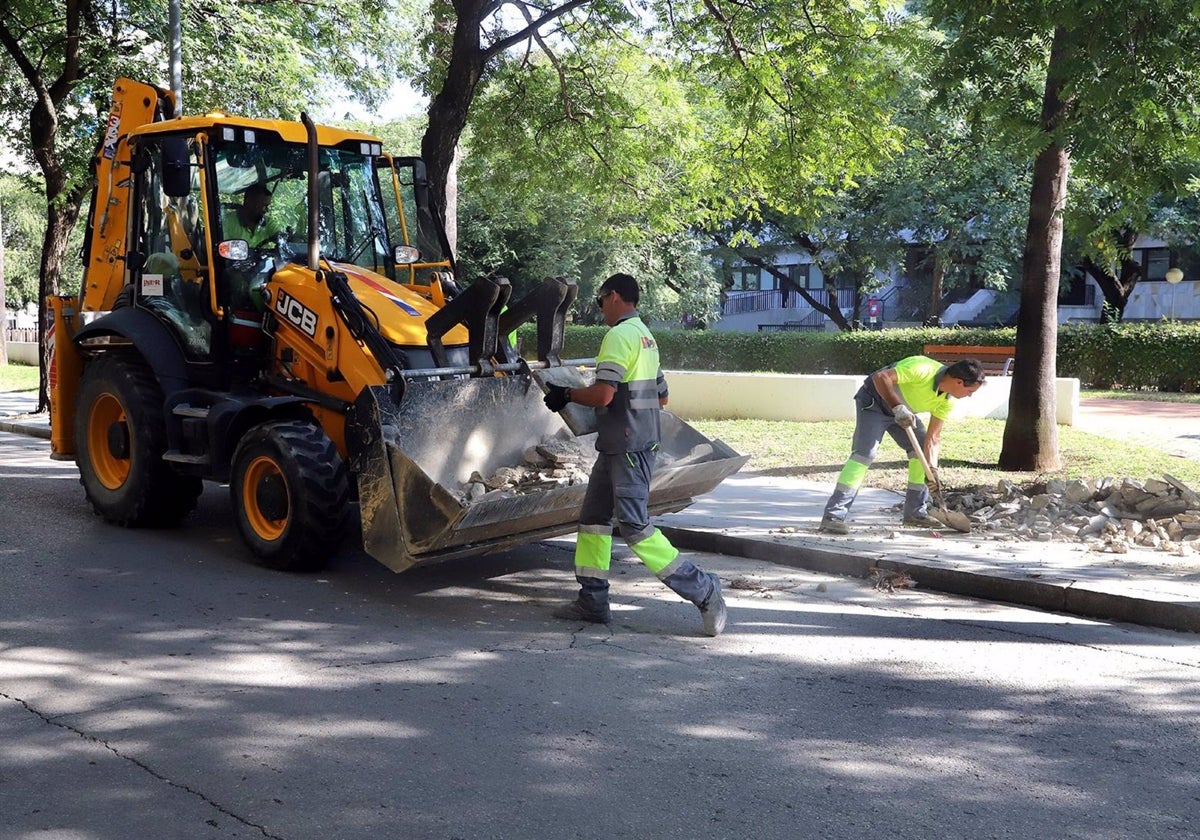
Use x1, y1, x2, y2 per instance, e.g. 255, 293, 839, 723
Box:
543, 384, 571, 412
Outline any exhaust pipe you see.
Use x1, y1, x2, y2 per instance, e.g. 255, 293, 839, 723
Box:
300, 112, 320, 270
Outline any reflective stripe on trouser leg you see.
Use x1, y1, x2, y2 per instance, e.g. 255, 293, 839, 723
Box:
609, 450, 675, 574
824, 391, 893, 521
574, 524, 613, 578
574, 455, 619, 609
574, 527, 613, 611
823, 454, 871, 520
609, 449, 711, 605
904, 458, 930, 517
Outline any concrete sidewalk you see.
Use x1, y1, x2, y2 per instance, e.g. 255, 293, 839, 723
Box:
655, 472, 1200, 633
0, 390, 49, 439
4, 387, 1199, 632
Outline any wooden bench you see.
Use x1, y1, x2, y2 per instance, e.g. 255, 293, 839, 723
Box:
923, 344, 1015, 376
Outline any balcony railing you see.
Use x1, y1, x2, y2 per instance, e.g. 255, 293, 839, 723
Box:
722, 287, 856, 317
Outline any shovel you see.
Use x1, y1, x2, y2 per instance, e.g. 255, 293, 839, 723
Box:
902, 425, 972, 533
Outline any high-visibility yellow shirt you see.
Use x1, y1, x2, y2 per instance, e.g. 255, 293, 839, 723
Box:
594, 313, 669, 453
892, 355, 954, 420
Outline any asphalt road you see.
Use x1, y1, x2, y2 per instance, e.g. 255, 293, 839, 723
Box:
2, 430, 1200, 840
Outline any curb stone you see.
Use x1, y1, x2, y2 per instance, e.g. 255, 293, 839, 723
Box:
661, 526, 1200, 634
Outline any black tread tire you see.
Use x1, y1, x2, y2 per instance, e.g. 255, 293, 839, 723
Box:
75, 353, 203, 527
230, 420, 350, 572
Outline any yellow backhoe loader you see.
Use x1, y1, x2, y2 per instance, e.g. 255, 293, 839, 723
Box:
48, 78, 746, 573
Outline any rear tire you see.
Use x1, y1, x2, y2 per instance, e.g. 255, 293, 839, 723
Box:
230, 420, 350, 572
75, 353, 202, 526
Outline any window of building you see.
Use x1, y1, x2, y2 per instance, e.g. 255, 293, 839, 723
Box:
789, 263, 824, 289
731, 267, 760, 291
1136, 247, 1171, 281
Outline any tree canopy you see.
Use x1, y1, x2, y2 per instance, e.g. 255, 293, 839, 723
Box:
922, 0, 1200, 469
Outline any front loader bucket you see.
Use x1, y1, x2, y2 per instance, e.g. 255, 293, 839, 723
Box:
346, 374, 748, 573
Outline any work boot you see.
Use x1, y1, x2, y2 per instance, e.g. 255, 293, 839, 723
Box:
819, 516, 850, 535
699, 579, 728, 637
902, 510, 943, 528
552, 598, 611, 624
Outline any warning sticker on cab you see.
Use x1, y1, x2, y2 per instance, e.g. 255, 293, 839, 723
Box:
142, 273, 164, 296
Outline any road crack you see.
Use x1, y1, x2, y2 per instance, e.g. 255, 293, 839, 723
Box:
0, 689, 287, 839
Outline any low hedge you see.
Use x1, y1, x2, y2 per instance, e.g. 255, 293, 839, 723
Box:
519, 322, 1200, 392
1057, 321, 1200, 392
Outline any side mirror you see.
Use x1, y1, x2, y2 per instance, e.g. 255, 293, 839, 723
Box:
162, 137, 191, 197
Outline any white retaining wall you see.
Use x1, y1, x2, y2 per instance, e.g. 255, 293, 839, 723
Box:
4, 343, 1080, 426
4, 342, 38, 366
663, 370, 1079, 425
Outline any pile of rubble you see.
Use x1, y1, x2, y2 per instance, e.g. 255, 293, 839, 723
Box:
456, 438, 719, 505
941, 474, 1200, 555
457, 433, 595, 503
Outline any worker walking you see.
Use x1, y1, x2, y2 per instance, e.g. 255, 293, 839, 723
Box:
820, 356, 985, 533
542, 273, 728, 636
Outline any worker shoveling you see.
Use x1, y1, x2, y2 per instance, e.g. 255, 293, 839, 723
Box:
903, 425, 972, 533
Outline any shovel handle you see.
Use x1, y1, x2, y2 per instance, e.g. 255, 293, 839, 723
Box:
902, 424, 941, 494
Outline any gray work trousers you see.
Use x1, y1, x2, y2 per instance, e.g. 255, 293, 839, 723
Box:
823, 386, 931, 522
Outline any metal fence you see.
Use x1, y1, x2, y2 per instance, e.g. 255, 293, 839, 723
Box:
757, 310, 827, 331
4, 328, 38, 343
722, 287, 855, 317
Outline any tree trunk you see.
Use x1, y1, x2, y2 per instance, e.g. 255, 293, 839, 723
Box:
443, 146, 459, 257
1082, 255, 1141, 321
0, 196, 7, 366
928, 248, 944, 326
999, 27, 1072, 472
2, 0, 87, 409
421, 0, 488, 230
37, 200, 80, 412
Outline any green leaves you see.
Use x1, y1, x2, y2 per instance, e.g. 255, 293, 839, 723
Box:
0, 174, 49, 308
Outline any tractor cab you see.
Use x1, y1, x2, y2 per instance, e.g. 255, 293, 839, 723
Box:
94, 121, 392, 387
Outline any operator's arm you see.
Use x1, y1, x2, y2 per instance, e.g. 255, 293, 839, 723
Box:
869, 367, 906, 411
924, 416, 945, 468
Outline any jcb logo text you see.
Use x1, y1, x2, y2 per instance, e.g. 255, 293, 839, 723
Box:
275, 291, 318, 337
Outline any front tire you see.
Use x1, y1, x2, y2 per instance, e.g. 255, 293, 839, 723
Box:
75, 353, 202, 527
230, 420, 350, 571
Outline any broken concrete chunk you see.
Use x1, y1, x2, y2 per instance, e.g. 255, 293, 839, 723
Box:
1165, 474, 1200, 505
1144, 478, 1172, 495
455, 433, 595, 503
1078, 514, 1113, 538
1064, 479, 1095, 504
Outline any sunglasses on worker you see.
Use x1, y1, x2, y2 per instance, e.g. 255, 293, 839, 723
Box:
595, 290, 615, 308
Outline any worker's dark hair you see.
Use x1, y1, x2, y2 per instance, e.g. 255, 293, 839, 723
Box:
599, 272, 640, 305
946, 359, 986, 386
244, 182, 271, 199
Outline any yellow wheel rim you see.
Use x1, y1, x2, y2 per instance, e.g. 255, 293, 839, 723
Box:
243, 455, 289, 541
88, 392, 130, 491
